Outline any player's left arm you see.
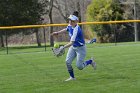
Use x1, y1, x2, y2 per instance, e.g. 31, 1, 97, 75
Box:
63, 26, 78, 49
51, 28, 67, 36
63, 41, 74, 49
57, 41, 73, 56
60, 26, 78, 50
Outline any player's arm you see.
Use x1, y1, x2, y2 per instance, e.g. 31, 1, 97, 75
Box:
63, 41, 74, 49
57, 41, 74, 56
63, 26, 78, 49
51, 28, 67, 36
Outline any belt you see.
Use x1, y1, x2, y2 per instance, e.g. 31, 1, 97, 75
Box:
73, 45, 84, 47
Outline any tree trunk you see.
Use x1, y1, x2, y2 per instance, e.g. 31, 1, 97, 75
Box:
77, 1, 82, 29
0, 31, 4, 47
65, 0, 69, 22
35, 29, 41, 47
49, 0, 54, 46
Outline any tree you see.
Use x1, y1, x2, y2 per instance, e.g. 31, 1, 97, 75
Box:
120, 0, 140, 41
0, 32, 4, 47
53, 0, 91, 22
87, 0, 134, 43
48, 0, 54, 46
0, 0, 45, 47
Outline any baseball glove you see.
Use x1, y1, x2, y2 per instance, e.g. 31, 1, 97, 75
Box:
52, 46, 65, 57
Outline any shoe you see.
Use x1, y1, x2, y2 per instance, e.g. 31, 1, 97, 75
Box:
65, 77, 76, 81
91, 57, 96, 70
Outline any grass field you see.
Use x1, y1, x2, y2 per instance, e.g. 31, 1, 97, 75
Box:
0, 43, 140, 93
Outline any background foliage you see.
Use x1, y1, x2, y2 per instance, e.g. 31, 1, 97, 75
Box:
86, 0, 136, 43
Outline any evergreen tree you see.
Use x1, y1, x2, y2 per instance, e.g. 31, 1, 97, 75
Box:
0, 0, 45, 47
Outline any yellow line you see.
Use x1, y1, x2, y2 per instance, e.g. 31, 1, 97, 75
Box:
0, 24, 68, 30
0, 20, 140, 30
78, 20, 140, 25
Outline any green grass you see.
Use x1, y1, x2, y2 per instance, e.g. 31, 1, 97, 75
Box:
0, 42, 140, 93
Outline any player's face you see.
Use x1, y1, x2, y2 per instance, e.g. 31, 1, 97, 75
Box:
69, 20, 77, 26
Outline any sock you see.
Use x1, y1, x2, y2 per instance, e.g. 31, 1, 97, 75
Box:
68, 70, 75, 78
84, 60, 92, 66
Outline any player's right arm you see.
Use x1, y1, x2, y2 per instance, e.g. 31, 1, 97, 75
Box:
51, 28, 67, 36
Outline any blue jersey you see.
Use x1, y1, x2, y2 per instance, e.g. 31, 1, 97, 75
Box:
66, 24, 85, 47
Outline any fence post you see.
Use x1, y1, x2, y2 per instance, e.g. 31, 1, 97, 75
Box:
43, 27, 47, 52
5, 31, 8, 54
114, 24, 117, 46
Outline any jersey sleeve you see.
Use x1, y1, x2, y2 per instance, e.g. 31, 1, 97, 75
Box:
70, 26, 78, 42
66, 26, 69, 31
66, 24, 71, 31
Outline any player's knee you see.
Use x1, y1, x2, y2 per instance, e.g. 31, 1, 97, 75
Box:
76, 64, 83, 70
76, 60, 84, 70
77, 66, 83, 70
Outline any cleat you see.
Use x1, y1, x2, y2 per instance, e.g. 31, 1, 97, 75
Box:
65, 77, 76, 81
91, 57, 96, 70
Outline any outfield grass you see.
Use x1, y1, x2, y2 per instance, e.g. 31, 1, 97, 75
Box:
0, 43, 140, 93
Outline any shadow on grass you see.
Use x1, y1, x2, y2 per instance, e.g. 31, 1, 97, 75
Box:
8, 45, 51, 49
0, 47, 5, 51
0, 45, 52, 55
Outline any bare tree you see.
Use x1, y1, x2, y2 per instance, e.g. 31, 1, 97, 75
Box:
54, 0, 91, 22
53, 0, 69, 22
48, 0, 54, 46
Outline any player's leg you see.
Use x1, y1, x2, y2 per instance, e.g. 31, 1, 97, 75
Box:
76, 46, 96, 70
75, 46, 86, 70
65, 46, 76, 81
84, 57, 96, 70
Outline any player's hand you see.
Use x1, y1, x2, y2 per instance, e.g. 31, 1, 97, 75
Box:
52, 46, 65, 57
51, 32, 58, 36
59, 46, 64, 52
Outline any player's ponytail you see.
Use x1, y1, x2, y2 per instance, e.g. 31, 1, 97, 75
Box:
73, 11, 79, 17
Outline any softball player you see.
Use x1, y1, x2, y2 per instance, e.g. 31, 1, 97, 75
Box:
52, 14, 96, 81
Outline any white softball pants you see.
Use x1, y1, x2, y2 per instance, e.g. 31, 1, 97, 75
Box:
66, 45, 86, 71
